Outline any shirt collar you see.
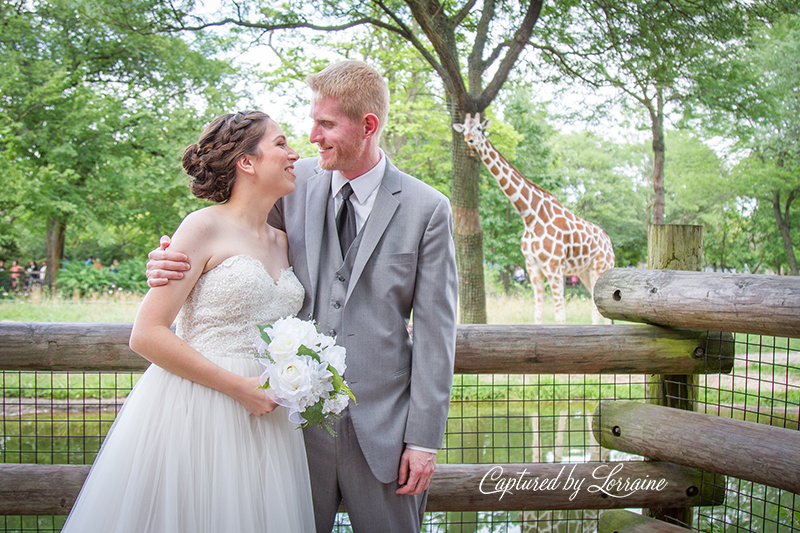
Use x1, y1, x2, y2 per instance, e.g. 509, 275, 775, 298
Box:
331, 150, 386, 203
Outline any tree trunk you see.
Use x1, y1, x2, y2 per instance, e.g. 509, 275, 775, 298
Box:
450, 107, 487, 324
44, 217, 65, 288
772, 189, 799, 276
499, 268, 510, 293
649, 89, 666, 225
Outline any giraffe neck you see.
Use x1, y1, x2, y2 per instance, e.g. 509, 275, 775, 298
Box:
474, 137, 551, 220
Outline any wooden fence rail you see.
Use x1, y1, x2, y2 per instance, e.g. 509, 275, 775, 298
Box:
0, 461, 722, 515
599, 509, 692, 533
0, 322, 733, 375
595, 268, 800, 338
593, 400, 800, 495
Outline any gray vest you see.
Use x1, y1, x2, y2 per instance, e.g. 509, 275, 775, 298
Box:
314, 194, 365, 339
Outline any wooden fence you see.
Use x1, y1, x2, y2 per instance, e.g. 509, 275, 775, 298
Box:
1, 265, 799, 531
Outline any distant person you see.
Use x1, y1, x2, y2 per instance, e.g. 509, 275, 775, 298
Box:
109, 259, 119, 274
26, 261, 39, 289
9, 261, 23, 292
513, 265, 526, 284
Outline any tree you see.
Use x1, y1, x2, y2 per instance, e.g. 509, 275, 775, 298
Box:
691, 12, 800, 274
147, 0, 552, 323
532, 0, 753, 225
0, 0, 239, 285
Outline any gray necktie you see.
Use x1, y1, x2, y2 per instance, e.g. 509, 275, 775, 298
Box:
336, 182, 356, 256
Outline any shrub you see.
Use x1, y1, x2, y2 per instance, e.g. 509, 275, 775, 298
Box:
55, 260, 148, 297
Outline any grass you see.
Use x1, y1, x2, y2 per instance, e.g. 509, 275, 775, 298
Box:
0, 287, 141, 323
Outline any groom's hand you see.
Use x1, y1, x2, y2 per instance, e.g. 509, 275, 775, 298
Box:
146, 236, 190, 287
396, 448, 436, 495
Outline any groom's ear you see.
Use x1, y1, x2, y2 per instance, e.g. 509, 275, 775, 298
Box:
363, 113, 380, 139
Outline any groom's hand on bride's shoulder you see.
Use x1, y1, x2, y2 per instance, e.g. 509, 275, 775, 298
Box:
145, 236, 191, 287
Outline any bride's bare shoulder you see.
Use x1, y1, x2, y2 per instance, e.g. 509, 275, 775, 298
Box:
168, 207, 226, 258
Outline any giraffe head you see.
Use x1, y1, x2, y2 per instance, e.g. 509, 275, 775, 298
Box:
452, 113, 492, 147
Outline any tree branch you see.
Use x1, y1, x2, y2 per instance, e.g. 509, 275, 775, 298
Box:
477, 0, 543, 110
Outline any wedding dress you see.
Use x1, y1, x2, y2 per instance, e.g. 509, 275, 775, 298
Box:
62, 255, 316, 533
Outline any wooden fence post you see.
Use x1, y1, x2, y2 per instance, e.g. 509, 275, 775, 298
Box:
645, 224, 703, 526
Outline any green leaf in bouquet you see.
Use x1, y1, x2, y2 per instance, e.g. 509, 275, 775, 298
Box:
300, 402, 325, 429
257, 324, 274, 340
297, 344, 320, 360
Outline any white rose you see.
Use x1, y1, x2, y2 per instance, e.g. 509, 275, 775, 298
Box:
268, 317, 320, 360
269, 356, 314, 408
268, 334, 302, 362
320, 344, 347, 376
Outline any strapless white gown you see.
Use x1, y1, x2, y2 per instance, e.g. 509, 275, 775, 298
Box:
62, 255, 316, 533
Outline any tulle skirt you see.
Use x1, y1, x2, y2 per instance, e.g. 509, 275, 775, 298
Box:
62, 355, 316, 533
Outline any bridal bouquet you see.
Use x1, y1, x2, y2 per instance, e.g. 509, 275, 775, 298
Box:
255, 316, 355, 434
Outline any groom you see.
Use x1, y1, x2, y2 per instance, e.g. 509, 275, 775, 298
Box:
147, 60, 458, 532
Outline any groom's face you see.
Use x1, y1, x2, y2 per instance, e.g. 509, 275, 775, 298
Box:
309, 94, 367, 179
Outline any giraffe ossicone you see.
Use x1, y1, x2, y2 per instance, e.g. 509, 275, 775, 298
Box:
454, 112, 615, 324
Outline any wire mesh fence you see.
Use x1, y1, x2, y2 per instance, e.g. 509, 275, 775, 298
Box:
1, 330, 798, 532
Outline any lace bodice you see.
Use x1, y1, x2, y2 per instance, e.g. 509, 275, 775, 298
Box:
175, 255, 304, 359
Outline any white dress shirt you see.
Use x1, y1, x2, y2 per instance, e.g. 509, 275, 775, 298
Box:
331, 150, 386, 235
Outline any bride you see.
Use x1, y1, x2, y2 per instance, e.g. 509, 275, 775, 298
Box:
61, 111, 316, 532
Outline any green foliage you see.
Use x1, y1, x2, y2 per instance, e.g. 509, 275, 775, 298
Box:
53, 260, 147, 297
0, 0, 243, 267
688, 11, 800, 274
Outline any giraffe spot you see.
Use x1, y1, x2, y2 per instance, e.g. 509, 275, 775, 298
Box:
524, 214, 536, 227
534, 223, 546, 237
547, 225, 557, 237
491, 166, 501, 177
513, 199, 528, 213
583, 245, 590, 256
498, 177, 508, 188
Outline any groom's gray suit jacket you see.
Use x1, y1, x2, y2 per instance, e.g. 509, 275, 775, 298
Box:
271, 156, 458, 484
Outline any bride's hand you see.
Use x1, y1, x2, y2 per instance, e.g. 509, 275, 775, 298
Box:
235, 376, 279, 416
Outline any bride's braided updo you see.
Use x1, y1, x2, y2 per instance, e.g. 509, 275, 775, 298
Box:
182, 111, 271, 203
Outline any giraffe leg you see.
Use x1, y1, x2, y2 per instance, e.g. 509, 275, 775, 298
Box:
549, 273, 566, 324
588, 268, 610, 325
528, 266, 545, 325
577, 271, 602, 325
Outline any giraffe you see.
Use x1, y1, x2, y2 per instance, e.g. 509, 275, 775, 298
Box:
453, 113, 615, 325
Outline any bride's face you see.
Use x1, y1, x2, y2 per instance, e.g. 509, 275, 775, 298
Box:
251, 119, 300, 196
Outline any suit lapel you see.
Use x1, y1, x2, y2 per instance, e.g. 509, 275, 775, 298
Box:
304, 167, 331, 301
346, 162, 401, 302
